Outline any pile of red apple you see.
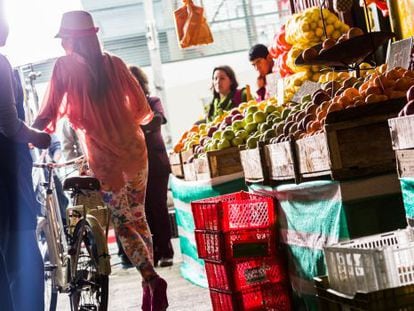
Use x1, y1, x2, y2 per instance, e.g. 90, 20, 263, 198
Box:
399, 85, 414, 117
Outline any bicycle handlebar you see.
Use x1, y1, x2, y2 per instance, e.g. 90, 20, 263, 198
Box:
33, 155, 86, 169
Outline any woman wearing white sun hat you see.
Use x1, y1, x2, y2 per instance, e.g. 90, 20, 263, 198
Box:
33, 10, 168, 311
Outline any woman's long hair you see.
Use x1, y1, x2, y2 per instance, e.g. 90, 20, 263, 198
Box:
211, 65, 239, 100
129, 65, 150, 96
72, 35, 108, 101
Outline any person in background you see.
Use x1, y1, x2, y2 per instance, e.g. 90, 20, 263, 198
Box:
61, 118, 83, 161
32, 10, 168, 310
206, 65, 247, 122
129, 65, 174, 267
0, 4, 51, 310
249, 44, 275, 101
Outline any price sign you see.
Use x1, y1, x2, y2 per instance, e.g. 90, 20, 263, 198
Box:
266, 72, 279, 98
266, 72, 285, 104
277, 78, 284, 105
386, 37, 413, 70
292, 81, 321, 103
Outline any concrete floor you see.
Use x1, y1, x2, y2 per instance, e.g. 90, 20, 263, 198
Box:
56, 239, 212, 310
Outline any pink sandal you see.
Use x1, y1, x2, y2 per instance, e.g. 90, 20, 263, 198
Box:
141, 281, 151, 311
149, 276, 168, 311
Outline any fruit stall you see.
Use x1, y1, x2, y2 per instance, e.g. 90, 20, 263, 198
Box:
169, 2, 414, 310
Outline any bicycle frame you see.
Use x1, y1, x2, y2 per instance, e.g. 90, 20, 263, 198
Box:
35, 159, 77, 292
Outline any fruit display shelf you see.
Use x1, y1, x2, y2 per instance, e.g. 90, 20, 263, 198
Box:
296, 97, 407, 181
295, 31, 395, 73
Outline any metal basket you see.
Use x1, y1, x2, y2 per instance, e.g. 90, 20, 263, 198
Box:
67, 191, 110, 234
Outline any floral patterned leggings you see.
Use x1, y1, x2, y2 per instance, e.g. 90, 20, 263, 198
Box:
101, 170, 154, 268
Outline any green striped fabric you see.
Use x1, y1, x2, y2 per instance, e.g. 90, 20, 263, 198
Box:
170, 175, 246, 288
250, 181, 350, 311
400, 177, 414, 225
170, 175, 247, 203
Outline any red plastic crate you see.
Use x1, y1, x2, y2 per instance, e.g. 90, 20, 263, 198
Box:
191, 191, 275, 231
209, 282, 292, 311
195, 228, 276, 262
205, 257, 288, 291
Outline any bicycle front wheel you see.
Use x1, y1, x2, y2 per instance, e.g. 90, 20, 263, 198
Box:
37, 217, 58, 311
69, 220, 109, 311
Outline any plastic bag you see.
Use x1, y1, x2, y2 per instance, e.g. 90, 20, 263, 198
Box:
174, 0, 214, 48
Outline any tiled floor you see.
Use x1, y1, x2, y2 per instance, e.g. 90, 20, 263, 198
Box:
56, 239, 211, 310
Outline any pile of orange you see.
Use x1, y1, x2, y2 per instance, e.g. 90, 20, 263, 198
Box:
301, 65, 414, 137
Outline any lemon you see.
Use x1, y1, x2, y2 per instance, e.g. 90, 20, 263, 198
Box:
305, 32, 315, 40
326, 72, 336, 81
312, 73, 321, 82
334, 20, 342, 30
315, 27, 324, 37
341, 24, 350, 32
311, 11, 320, 22
325, 25, 334, 36
332, 30, 341, 40
301, 23, 310, 32
311, 65, 320, 73
327, 15, 337, 25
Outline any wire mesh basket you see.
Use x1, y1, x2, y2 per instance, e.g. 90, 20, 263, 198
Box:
191, 191, 275, 232
67, 191, 110, 233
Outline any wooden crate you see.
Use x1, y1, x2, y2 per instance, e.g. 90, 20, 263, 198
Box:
194, 147, 243, 180
239, 142, 268, 183
169, 152, 184, 178
388, 115, 414, 178
183, 162, 197, 181
296, 99, 406, 181
396, 149, 414, 178
389, 115, 414, 150
296, 133, 331, 179
265, 140, 299, 183
194, 156, 210, 180
181, 149, 194, 163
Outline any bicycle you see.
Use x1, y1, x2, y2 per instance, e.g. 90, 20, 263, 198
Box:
34, 156, 111, 311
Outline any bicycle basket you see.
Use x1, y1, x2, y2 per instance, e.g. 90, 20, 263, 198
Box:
67, 191, 110, 233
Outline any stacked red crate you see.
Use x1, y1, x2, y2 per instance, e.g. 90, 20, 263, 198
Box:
191, 191, 292, 311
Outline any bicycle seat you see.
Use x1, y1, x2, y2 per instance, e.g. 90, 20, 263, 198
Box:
63, 176, 101, 191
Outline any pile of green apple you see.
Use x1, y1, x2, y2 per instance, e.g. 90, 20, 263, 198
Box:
195, 101, 291, 155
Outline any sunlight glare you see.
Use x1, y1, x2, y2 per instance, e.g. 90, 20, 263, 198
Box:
2, 0, 82, 66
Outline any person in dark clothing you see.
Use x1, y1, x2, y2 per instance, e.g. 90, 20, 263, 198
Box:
0, 7, 51, 310
130, 65, 174, 267
249, 44, 275, 101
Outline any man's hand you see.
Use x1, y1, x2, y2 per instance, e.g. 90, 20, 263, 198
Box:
257, 76, 265, 89
29, 129, 51, 149
12, 125, 51, 149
